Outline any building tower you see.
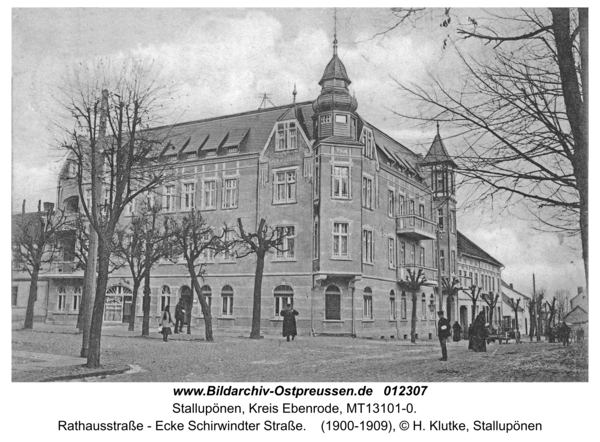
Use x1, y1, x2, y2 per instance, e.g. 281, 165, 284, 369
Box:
421, 124, 459, 323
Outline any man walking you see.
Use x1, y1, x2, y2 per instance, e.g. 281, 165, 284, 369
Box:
437, 310, 451, 361
174, 298, 185, 334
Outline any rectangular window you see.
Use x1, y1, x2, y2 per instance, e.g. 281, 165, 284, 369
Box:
164, 185, 175, 212
420, 247, 425, 266
362, 176, 373, 209
390, 296, 397, 320
351, 117, 357, 139
422, 298, 427, 319
72, 294, 81, 312
276, 122, 297, 151
274, 170, 297, 204
401, 296, 407, 319
363, 229, 373, 264
410, 244, 416, 265
222, 179, 238, 209
399, 241, 406, 266
388, 189, 395, 217
362, 129, 375, 158
227, 145, 238, 154
363, 295, 373, 319
202, 232, 215, 261
223, 230, 235, 261
320, 115, 331, 124
440, 249, 445, 273
202, 180, 216, 209
398, 194, 405, 215
492, 276, 495, 292
452, 250, 456, 273
451, 210, 457, 233
474, 273, 478, 287
275, 295, 293, 317
388, 238, 396, 268
12, 287, 18, 306
183, 182, 196, 210
126, 197, 136, 215
276, 226, 295, 259
313, 219, 319, 259
314, 161, 320, 198
438, 208, 444, 230
335, 114, 347, 123
161, 296, 170, 311
85, 189, 92, 210
332, 166, 349, 198
333, 223, 349, 257
222, 295, 233, 316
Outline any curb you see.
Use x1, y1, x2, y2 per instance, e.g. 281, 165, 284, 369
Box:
39, 366, 131, 382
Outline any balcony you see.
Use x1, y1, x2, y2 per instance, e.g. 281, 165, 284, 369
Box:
397, 265, 438, 284
46, 261, 78, 274
396, 214, 437, 241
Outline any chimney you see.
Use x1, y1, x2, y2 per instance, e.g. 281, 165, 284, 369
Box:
510, 283, 513, 290
577, 286, 583, 295
43, 202, 55, 213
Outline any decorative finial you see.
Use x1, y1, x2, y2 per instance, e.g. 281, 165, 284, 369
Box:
293, 83, 297, 104
333, 8, 338, 56
436, 121, 440, 134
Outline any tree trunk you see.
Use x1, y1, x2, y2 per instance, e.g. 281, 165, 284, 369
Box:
23, 266, 40, 329
128, 279, 141, 332
141, 267, 151, 336
250, 252, 265, 339
86, 239, 111, 368
188, 263, 213, 341
80, 228, 98, 357
76, 283, 86, 330
471, 302, 477, 324
410, 291, 417, 343
529, 305, 536, 341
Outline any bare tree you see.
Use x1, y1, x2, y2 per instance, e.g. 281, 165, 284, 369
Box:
164, 209, 225, 342
506, 297, 522, 342
236, 218, 290, 339
399, 268, 427, 344
535, 289, 546, 340
482, 291, 500, 329
545, 297, 557, 335
382, 8, 588, 283
462, 284, 482, 324
554, 289, 569, 322
114, 200, 170, 333
57, 58, 174, 367
12, 203, 70, 329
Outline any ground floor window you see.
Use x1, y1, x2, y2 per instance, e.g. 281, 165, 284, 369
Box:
57, 286, 66, 311
325, 285, 341, 320
72, 286, 82, 312
401, 291, 407, 319
200, 285, 212, 315
390, 290, 396, 320
12, 286, 18, 306
221, 285, 234, 316
161, 286, 171, 312
274, 285, 294, 317
421, 294, 427, 319
363, 287, 373, 319
104, 286, 132, 322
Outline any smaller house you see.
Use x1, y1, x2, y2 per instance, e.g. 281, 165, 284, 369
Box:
564, 287, 588, 339
501, 280, 531, 336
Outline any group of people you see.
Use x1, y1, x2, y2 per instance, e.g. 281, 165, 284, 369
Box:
437, 310, 491, 360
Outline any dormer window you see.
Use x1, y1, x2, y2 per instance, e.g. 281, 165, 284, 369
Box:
320, 115, 331, 124
361, 128, 375, 159
276, 122, 297, 151
335, 114, 347, 124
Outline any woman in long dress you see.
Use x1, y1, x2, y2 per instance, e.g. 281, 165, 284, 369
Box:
471, 311, 488, 352
281, 303, 299, 342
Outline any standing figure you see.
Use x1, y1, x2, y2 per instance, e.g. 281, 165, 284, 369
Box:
437, 310, 451, 361
561, 321, 571, 346
471, 311, 488, 352
174, 299, 185, 334
467, 324, 474, 350
281, 303, 299, 342
160, 305, 174, 342
452, 321, 462, 343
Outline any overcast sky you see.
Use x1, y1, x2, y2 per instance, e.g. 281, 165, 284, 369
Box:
11, 8, 587, 298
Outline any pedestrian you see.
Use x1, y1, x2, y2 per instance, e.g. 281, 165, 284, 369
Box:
159, 305, 175, 342
471, 311, 488, 352
174, 299, 185, 334
281, 303, 299, 342
561, 321, 571, 346
467, 323, 474, 350
452, 321, 462, 343
437, 310, 451, 361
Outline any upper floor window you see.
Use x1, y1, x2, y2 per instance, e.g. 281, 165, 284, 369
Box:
363, 229, 373, 264
351, 117, 357, 140
388, 190, 395, 217
398, 194, 405, 215
320, 115, 331, 124
276, 226, 295, 259
361, 129, 375, 158
164, 185, 175, 212
388, 238, 396, 268
333, 222, 349, 257
183, 182, 196, 210
438, 208, 444, 230
420, 246, 426, 266
332, 166, 349, 199
202, 180, 216, 210
362, 176, 373, 209
223, 230, 235, 261
276, 122, 297, 151
335, 114, 347, 124
73, 286, 82, 311
274, 169, 297, 204
222, 179, 238, 209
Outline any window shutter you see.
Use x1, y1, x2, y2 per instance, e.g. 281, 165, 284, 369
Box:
375, 175, 379, 209
234, 179, 239, 207
348, 166, 352, 198
330, 165, 334, 198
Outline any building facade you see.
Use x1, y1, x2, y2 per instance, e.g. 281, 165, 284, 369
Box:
12, 38, 507, 340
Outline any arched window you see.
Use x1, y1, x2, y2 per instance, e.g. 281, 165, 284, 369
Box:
161, 286, 171, 311
325, 285, 341, 320
430, 294, 435, 319
57, 286, 66, 312
73, 286, 82, 312
200, 285, 212, 315
390, 289, 396, 320
105, 286, 132, 322
363, 287, 373, 319
221, 285, 234, 317
401, 291, 407, 320
421, 293, 427, 319
274, 285, 293, 317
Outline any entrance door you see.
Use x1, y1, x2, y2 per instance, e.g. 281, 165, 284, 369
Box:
122, 295, 133, 323
104, 286, 132, 322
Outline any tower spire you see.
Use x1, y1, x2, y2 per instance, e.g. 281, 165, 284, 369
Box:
333, 8, 338, 55
293, 83, 297, 104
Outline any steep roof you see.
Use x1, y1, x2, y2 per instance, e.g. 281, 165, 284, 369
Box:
501, 280, 531, 300
155, 102, 313, 157
457, 230, 503, 268
501, 293, 526, 312
422, 131, 457, 167
319, 54, 351, 86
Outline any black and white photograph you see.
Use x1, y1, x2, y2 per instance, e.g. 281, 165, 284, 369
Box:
8, 4, 594, 439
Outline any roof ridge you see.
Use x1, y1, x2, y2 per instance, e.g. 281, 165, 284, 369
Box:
457, 230, 503, 268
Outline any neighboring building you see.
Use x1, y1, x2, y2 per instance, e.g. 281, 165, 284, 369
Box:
501, 280, 531, 335
565, 286, 588, 338
12, 37, 507, 340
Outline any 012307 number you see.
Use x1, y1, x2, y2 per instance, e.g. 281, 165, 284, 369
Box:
383, 385, 427, 396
